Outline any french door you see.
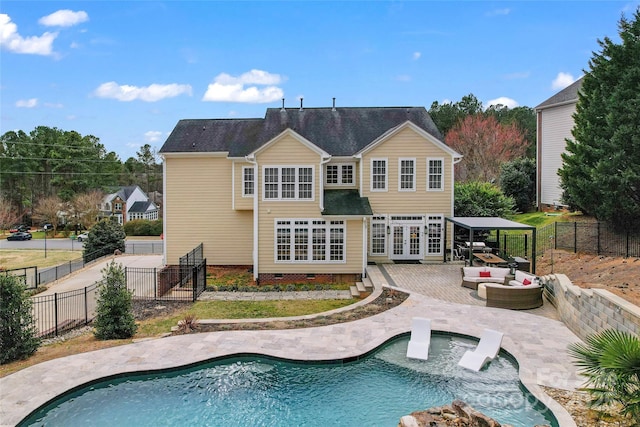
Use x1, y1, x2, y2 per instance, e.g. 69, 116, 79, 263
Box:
390, 217, 424, 260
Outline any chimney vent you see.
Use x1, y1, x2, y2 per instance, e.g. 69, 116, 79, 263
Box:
281, 98, 285, 111
300, 98, 303, 111
332, 97, 336, 111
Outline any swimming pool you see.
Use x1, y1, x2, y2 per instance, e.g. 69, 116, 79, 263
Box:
21, 334, 557, 426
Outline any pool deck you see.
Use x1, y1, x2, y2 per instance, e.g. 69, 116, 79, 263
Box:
0, 264, 582, 427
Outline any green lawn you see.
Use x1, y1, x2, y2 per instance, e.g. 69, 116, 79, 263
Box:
512, 211, 584, 229
0, 249, 80, 270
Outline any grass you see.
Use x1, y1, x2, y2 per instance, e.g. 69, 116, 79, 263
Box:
512, 211, 584, 229
0, 249, 80, 270
0, 298, 356, 377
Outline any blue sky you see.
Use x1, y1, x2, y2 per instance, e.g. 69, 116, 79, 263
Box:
1, 1, 638, 160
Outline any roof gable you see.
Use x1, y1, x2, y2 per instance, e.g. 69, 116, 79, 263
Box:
248, 128, 329, 159
357, 121, 462, 158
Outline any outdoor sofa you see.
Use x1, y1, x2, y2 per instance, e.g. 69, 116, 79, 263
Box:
484, 282, 544, 310
461, 266, 511, 290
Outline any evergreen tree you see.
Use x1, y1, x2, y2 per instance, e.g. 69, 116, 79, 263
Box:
93, 261, 137, 340
559, 8, 640, 230
500, 157, 536, 213
0, 275, 40, 364
83, 218, 126, 262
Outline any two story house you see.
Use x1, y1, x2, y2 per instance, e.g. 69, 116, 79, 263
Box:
101, 185, 159, 224
160, 106, 462, 283
535, 77, 583, 210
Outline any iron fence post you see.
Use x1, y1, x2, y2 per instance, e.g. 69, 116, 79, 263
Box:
54, 293, 59, 337
597, 222, 601, 255
154, 267, 157, 298
192, 266, 197, 302
84, 286, 88, 324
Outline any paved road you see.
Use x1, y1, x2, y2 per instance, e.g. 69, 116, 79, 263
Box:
0, 238, 162, 252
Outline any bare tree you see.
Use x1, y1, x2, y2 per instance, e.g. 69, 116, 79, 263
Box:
70, 190, 103, 231
0, 197, 23, 235
33, 195, 63, 236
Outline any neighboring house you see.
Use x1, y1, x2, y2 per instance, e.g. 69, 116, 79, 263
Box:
535, 77, 583, 210
101, 185, 159, 224
160, 106, 462, 283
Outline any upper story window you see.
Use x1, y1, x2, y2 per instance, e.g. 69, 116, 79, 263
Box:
326, 164, 355, 185
114, 202, 123, 211
263, 166, 314, 201
399, 158, 416, 191
427, 158, 444, 191
243, 166, 255, 197
371, 158, 387, 191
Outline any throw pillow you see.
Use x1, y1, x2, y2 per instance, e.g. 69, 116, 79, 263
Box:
522, 278, 532, 285
479, 271, 491, 278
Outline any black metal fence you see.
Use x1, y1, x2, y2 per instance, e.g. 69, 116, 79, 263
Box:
126, 263, 206, 301
31, 282, 100, 339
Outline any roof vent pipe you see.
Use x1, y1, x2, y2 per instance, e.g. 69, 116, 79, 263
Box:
300, 98, 303, 111
281, 98, 285, 111
332, 97, 336, 111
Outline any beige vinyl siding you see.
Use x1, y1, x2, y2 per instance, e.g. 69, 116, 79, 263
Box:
234, 161, 254, 210
362, 127, 453, 215
255, 134, 362, 274
164, 155, 253, 265
540, 103, 575, 206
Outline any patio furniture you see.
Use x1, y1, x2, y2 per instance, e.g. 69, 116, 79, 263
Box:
458, 328, 504, 371
507, 270, 538, 287
406, 317, 431, 361
484, 283, 544, 310
477, 282, 493, 299
461, 266, 511, 290
473, 252, 506, 266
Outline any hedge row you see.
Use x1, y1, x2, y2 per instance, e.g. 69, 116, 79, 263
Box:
123, 219, 162, 236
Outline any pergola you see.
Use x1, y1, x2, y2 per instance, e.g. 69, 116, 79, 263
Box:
444, 217, 537, 273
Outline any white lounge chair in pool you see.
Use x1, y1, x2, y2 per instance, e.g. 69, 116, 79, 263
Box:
458, 328, 504, 371
406, 317, 432, 360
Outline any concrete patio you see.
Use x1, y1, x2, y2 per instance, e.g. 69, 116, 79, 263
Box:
0, 263, 582, 427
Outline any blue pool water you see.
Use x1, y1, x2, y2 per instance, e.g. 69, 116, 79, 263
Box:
22, 334, 557, 426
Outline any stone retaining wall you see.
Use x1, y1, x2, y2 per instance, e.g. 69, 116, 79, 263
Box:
541, 273, 640, 340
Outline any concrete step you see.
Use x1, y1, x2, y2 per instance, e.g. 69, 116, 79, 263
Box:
349, 285, 360, 298
355, 281, 367, 293
362, 276, 374, 290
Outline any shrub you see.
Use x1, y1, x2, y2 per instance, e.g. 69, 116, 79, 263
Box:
123, 219, 162, 236
500, 157, 536, 213
83, 219, 126, 263
0, 275, 41, 364
93, 262, 137, 340
568, 329, 640, 421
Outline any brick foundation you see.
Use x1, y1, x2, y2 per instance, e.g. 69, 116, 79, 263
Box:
258, 272, 361, 285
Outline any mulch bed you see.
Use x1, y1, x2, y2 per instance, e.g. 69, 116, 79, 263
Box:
172, 287, 408, 334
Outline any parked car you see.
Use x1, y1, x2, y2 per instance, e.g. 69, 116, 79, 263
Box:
9, 225, 29, 233
76, 232, 89, 242
7, 231, 32, 241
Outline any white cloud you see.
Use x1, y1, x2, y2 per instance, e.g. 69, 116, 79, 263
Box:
0, 14, 57, 55
486, 8, 511, 16
412, 51, 421, 60
93, 82, 193, 102
16, 98, 38, 108
486, 96, 519, 109
39, 10, 89, 27
552, 72, 576, 90
144, 131, 163, 143
202, 69, 285, 103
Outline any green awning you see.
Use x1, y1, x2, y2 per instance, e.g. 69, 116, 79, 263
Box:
322, 190, 373, 216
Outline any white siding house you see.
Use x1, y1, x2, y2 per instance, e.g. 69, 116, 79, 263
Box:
535, 77, 583, 210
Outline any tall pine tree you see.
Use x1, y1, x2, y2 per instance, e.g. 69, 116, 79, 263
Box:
559, 8, 640, 230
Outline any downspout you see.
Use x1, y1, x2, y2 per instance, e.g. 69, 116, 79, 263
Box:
362, 217, 368, 278
161, 157, 167, 266
451, 155, 463, 262
319, 156, 331, 211
355, 154, 363, 196
246, 155, 259, 281
231, 160, 236, 210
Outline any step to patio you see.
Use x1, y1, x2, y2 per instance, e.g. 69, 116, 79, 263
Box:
362, 276, 374, 290
355, 281, 367, 293
349, 285, 361, 298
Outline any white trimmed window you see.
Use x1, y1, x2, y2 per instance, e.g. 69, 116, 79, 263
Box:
427, 158, 444, 191
399, 158, 416, 191
275, 219, 345, 262
263, 166, 315, 200
326, 164, 355, 185
370, 216, 387, 255
242, 166, 255, 196
371, 158, 387, 191
426, 215, 443, 255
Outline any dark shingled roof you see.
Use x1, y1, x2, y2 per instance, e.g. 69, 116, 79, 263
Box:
535, 77, 584, 110
160, 107, 443, 156
322, 190, 373, 216
129, 201, 156, 213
